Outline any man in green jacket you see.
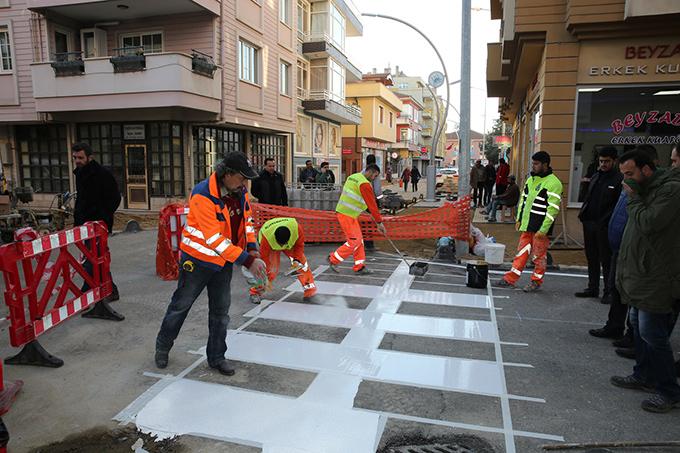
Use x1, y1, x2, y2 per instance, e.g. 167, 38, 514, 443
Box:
497, 151, 563, 292
610, 149, 680, 413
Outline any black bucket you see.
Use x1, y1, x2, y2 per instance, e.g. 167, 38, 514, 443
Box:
466, 261, 489, 289
409, 262, 428, 276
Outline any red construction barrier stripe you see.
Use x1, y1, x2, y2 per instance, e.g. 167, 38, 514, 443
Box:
156, 196, 471, 280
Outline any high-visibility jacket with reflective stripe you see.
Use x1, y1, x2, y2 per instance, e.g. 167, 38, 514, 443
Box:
336, 172, 369, 218
180, 172, 257, 270
258, 217, 299, 251
516, 170, 563, 234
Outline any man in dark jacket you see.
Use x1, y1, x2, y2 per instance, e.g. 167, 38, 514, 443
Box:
483, 161, 496, 206
575, 146, 622, 301
610, 149, 680, 413
251, 158, 287, 206
72, 142, 122, 313
299, 160, 318, 184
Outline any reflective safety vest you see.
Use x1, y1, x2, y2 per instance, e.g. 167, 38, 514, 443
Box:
258, 217, 299, 251
516, 170, 563, 235
180, 172, 257, 270
336, 172, 369, 218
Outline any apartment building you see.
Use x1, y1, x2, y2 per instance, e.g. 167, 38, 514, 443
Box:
340, 71, 402, 177
0, 0, 297, 210
391, 93, 423, 177
390, 68, 447, 175
294, 0, 362, 182
444, 130, 485, 167
487, 0, 680, 239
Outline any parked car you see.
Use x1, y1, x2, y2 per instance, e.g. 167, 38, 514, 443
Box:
436, 168, 458, 193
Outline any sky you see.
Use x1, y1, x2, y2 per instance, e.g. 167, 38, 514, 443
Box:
345, 0, 501, 135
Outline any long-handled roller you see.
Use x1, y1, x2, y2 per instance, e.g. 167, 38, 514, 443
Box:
380, 226, 429, 276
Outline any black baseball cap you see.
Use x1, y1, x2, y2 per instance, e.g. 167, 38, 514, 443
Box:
221, 152, 258, 179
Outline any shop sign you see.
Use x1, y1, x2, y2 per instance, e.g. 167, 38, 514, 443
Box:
611, 110, 680, 134
361, 138, 389, 150
124, 124, 145, 140
494, 135, 512, 146
342, 148, 353, 155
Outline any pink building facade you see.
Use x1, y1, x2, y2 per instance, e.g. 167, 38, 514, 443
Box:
0, 0, 304, 210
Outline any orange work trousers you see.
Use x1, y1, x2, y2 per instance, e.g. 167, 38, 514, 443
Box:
503, 232, 549, 286
249, 248, 317, 298
329, 213, 366, 271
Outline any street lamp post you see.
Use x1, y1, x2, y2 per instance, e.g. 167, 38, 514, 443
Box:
362, 12, 450, 202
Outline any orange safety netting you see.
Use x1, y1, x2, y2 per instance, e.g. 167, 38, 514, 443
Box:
155, 196, 471, 280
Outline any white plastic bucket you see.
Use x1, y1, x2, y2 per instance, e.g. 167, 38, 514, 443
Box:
484, 243, 506, 265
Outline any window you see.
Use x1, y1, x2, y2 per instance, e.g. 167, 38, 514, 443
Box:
17, 125, 69, 193
328, 58, 345, 103
193, 127, 244, 185
280, 0, 291, 25
329, 3, 345, 50
280, 61, 291, 96
0, 27, 11, 71
148, 123, 185, 197
297, 59, 309, 99
252, 134, 286, 180
238, 39, 259, 84
389, 112, 393, 128
120, 31, 162, 54
379, 106, 384, 124
297, 0, 310, 40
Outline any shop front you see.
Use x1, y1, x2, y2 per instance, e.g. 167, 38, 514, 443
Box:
296, 114, 342, 182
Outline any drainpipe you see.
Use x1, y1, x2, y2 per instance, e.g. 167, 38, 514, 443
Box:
219, 1, 225, 123
353, 97, 360, 176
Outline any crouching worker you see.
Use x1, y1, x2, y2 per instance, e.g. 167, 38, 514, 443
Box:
249, 217, 317, 304
155, 152, 267, 376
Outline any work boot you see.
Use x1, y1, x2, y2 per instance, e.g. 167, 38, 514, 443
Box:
612, 335, 634, 348
355, 266, 374, 275
327, 255, 339, 273
575, 288, 599, 298
610, 375, 654, 392
495, 279, 515, 288
487, 217, 497, 223
210, 360, 236, 376
615, 347, 636, 360
155, 350, 169, 369
589, 327, 623, 339
249, 294, 262, 305
523, 281, 541, 293
641, 394, 680, 413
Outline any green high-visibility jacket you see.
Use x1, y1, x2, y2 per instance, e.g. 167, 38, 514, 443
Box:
336, 172, 369, 218
516, 169, 563, 234
258, 217, 299, 250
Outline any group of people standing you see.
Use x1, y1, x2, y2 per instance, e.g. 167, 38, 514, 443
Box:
400, 166, 421, 192
579, 144, 680, 413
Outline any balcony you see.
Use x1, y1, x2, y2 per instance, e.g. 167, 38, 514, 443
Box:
301, 90, 361, 125
308, 0, 362, 37
27, 0, 220, 18
301, 34, 362, 82
422, 109, 432, 119
31, 52, 222, 114
422, 128, 433, 137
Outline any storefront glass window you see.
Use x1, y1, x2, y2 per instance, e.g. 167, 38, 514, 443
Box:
193, 127, 244, 185
252, 134, 287, 179
148, 122, 184, 197
570, 85, 680, 203
17, 125, 69, 194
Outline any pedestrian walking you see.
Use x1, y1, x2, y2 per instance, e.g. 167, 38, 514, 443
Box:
71, 142, 122, 315
401, 167, 411, 193
251, 158, 288, 206
328, 164, 387, 274
483, 161, 496, 206
497, 151, 563, 292
155, 152, 267, 376
575, 146, 622, 302
610, 148, 680, 413
496, 158, 510, 196
472, 160, 486, 208
248, 217, 317, 305
410, 166, 421, 192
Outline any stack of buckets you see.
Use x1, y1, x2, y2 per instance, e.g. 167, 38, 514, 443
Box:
466, 243, 506, 289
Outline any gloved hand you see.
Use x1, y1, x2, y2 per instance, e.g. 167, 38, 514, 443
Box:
248, 258, 267, 281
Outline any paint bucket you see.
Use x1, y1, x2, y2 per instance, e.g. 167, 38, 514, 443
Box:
409, 261, 429, 276
484, 243, 505, 265
466, 260, 489, 289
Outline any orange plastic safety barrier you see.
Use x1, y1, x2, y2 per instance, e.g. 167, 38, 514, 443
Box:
156, 196, 471, 280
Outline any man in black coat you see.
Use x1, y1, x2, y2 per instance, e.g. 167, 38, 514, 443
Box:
576, 146, 622, 302
72, 142, 122, 309
251, 158, 288, 205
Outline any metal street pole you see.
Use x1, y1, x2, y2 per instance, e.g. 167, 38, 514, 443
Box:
362, 13, 450, 202
425, 83, 443, 200
459, 0, 471, 198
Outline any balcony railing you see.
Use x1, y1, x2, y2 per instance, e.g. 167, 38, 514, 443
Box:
308, 89, 361, 116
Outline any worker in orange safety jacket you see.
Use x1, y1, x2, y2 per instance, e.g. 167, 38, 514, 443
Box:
155, 152, 267, 376
248, 217, 317, 304
328, 164, 387, 274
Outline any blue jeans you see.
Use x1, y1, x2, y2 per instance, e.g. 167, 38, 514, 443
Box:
81, 238, 118, 297
487, 198, 509, 221
630, 307, 680, 401
156, 261, 233, 367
